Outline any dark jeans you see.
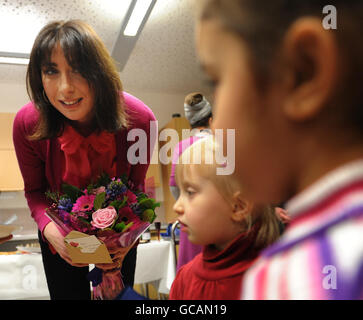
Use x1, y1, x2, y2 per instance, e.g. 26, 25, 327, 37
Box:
38, 231, 137, 300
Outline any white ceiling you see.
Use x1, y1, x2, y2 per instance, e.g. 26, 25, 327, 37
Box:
0, 0, 212, 95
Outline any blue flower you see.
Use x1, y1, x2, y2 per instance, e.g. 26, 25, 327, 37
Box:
129, 203, 143, 217
58, 197, 73, 212
106, 180, 127, 200
58, 210, 71, 225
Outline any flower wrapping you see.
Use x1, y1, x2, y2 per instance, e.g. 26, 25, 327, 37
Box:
45, 173, 159, 300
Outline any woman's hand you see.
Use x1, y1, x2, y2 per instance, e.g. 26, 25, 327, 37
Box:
95, 245, 131, 271
0, 234, 12, 245
43, 222, 88, 267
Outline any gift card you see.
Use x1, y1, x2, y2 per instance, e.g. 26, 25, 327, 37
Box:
64, 231, 113, 264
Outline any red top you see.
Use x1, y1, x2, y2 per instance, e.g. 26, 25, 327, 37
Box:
13, 92, 156, 236
58, 124, 117, 188
169, 226, 260, 300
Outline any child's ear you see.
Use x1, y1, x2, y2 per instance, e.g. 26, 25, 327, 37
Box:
230, 191, 253, 223
281, 17, 339, 122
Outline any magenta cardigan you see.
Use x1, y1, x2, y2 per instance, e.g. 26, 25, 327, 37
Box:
13, 92, 156, 235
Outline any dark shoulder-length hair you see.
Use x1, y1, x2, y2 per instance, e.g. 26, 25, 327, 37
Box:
27, 20, 127, 140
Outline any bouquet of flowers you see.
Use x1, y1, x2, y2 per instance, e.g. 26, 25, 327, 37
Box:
45, 173, 159, 300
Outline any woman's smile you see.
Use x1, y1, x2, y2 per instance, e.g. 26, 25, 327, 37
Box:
42, 44, 94, 125
59, 97, 83, 107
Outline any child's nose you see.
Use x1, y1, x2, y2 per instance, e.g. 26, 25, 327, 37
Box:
173, 197, 184, 215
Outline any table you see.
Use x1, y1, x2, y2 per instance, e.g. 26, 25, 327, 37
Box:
0, 254, 50, 299
0, 239, 176, 299
134, 240, 176, 295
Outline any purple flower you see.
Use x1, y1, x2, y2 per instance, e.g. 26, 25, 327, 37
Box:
58, 198, 73, 212
129, 203, 143, 216
58, 210, 71, 225
106, 180, 127, 200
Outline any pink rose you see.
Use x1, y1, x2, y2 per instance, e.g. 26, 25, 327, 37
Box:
91, 206, 117, 229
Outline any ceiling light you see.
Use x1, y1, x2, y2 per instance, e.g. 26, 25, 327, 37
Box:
123, 0, 154, 37
0, 53, 29, 65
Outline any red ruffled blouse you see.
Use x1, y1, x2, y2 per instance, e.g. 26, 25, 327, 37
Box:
58, 124, 117, 188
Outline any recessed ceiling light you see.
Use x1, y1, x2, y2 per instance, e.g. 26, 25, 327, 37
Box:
123, 0, 153, 37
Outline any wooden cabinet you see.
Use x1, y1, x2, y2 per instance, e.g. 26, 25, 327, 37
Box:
159, 116, 191, 223
0, 113, 24, 191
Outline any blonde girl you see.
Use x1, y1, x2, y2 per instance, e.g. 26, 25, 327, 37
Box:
169, 137, 281, 299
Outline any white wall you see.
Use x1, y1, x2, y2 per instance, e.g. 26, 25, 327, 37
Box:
0, 82, 29, 113
122, 87, 186, 128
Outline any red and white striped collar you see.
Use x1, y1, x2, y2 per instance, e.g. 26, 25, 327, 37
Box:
260, 159, 363, 258
285, 159, 363, 219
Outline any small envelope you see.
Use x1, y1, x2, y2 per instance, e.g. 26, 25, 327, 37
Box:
64, 231, 113, 264
0, 225, 17, 238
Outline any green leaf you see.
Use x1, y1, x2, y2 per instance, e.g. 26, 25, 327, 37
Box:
141, 209, 156, 223
109, 196, 127, 211
123, 222, 133, 232
152, 202, 161, 210
114, 222, 126, 232
109, 200, 122, 211
137, 193, 147, 201
114, 221, 134, 233
87, 184, 94, 195
45, 190, 60, 203
77, 216, 91, 225
138, 197, 160, 211
120, 173, 128, 185
93, 192, 106, 210
61, 184, 84, 202
96, 172, 111, 188
139, 198, 154, 209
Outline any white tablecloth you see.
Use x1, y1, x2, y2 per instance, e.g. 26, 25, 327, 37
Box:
0, 239, 176, 299
0, 254, 50, 299
134, 240, 176, 294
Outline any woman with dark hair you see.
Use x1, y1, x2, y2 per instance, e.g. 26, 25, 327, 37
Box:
13, 20, 156, 300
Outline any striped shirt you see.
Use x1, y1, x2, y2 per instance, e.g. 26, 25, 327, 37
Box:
241, 160, 363, 300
